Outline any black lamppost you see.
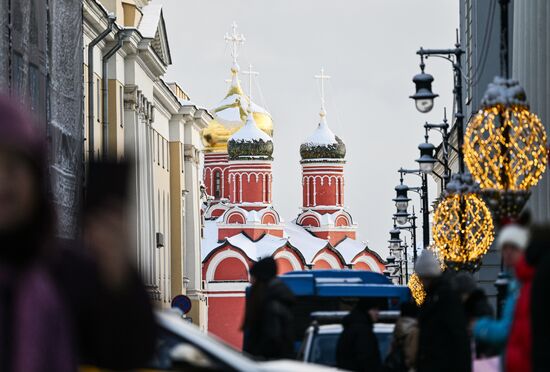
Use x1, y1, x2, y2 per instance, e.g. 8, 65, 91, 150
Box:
397, 168, 429, 251
410, 36, 466, 174
390, 207, 417, 284
422, 108, 456, 187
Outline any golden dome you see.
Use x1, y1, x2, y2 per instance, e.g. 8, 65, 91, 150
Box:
201, 68, 273, 153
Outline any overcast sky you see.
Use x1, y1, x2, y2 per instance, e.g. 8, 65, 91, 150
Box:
158, 0, 458, 258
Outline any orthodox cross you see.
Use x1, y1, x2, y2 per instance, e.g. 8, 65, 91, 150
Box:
242, 64, 259, 101
225, 22, 245, 67
314, 68, 331, 115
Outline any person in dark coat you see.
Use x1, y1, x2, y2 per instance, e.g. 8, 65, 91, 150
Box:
525, 225, 550, 372
415, 250, 471, 372
0, 95, 156, 372
242, 257, 295, 360
336, 298, 382, 372
384, 301, 419, 372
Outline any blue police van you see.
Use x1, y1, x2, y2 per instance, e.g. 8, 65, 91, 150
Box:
278, 270, 412, 353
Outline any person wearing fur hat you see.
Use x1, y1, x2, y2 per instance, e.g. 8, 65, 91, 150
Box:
473, 223, 530, 354
415, 250, 472, 372
242, 257, 295, 360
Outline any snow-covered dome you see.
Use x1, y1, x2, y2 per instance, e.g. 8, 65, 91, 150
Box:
201, 64, 273, 153
228, 111, 274, 160
300, 112, 346, 161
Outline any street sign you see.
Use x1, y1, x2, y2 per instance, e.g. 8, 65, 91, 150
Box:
171, 295, 192, 314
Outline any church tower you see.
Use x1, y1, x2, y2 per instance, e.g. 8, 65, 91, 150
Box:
201, 23, 273, 215
296, 69, 357, 245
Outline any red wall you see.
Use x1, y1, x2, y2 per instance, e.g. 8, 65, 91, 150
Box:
312, 230, 356, 246
213, 257, 249, 281
208, 296, 246, 350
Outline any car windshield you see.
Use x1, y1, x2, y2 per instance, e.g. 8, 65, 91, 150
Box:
308, 329, 394, 367
152, 312, 258, 371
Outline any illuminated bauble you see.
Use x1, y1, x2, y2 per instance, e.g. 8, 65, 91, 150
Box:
432, 194, 494, 270
408, 273, 425, 306
464, 77, 547, 192
432, 174, 495, 271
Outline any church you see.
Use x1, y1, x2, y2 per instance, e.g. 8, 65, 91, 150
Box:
200, 24, 385, 349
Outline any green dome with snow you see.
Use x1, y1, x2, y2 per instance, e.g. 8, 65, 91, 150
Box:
300, 114, 346, 161
228, 112, 274, 160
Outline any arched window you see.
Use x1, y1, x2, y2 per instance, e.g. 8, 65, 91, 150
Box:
214, 170, 222, 198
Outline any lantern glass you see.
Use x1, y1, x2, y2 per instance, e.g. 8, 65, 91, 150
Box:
396, 216, 408, 225
415, 98, 434, 113
419, 161, 434, 174
394, 248, 403, 260
395, 200, 409, 210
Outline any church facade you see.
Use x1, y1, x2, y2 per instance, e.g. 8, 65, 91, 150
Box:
200, 26, 384, 349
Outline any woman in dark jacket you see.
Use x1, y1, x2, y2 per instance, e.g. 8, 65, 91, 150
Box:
242, 257, 295, 360
0, 95, 155, 372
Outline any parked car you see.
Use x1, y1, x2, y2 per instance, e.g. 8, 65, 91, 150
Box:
82, 310, 336, 372
298, 322, 395, 368
152, 310, 345, 371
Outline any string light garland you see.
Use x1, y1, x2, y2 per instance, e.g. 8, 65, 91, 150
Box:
432, 174, 495, 271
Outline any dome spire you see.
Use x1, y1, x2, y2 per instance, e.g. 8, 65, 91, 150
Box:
315, 67, 331, 122
225, 21, 245, 71
242, 63, 259, 102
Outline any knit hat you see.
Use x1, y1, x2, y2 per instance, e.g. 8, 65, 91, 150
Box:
495, 224, 530, 251
415, 250, 442, 278
249, 257, 277, 282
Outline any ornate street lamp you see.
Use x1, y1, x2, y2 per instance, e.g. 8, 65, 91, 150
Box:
410, 64, 439, 113
464, 77, 548, 222
432, 174, 495, 271
416, 142, 437, 174
388, 229, 402, 250
393, 183, 411, 211
394, 210, 410, 226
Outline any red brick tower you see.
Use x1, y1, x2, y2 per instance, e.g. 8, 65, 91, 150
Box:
296, 69, 356, 245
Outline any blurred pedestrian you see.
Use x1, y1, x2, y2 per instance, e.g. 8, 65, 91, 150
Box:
523, 225, 550, 372
336, 297, 382, 372
0, 95, 156, 372
454, 271, 498, 371
383, 301, 419, 372
473, 224, 529, 354
415, 250, 471, 372
242, 257, 295, 360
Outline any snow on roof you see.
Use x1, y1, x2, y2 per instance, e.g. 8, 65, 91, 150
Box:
284, 220, 328, 263
201, 216, 369, 265
303, 117, 337, 146
250, 101, 270, 116
335, 237, 368, 263
138, 3, 162, 39
215, 106, 243, 124
216, 93, 242, 109
201, 220, 222, 261
229, 113, 272, 142
226, 234, 287, 260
